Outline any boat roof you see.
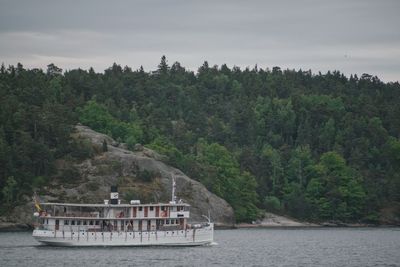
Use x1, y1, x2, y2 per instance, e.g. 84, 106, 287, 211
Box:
39, 202, 190, 208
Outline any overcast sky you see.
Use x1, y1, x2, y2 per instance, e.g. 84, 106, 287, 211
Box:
1, 0, 399, 82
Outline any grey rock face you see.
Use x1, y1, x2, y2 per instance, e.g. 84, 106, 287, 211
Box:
2, 125, 235, 227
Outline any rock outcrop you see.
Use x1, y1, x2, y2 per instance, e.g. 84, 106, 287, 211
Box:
236, 212, 319, 228
1, 125, 235, 229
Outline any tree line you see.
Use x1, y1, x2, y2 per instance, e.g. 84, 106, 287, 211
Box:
0, 57, 399, 222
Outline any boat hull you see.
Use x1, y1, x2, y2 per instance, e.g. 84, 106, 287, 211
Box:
33, 224, 213, 247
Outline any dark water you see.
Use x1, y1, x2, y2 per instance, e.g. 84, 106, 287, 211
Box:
1, 228, 399, 267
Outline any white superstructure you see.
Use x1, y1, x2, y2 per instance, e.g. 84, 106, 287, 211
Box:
32, 182, 213, 247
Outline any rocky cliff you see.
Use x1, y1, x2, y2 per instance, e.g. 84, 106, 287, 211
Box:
0, 125, 235, 230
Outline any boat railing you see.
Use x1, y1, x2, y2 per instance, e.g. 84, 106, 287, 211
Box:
188, 222, 212, 229
58, 212, 99, 218
158, 225, 184, 231
42, 214, 190, 220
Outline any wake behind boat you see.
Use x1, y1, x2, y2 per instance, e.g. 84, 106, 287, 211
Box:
32, 179, 213, 247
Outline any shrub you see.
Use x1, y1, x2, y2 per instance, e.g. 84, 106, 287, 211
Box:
137, 170, 158, 182
264, 196, 282, 213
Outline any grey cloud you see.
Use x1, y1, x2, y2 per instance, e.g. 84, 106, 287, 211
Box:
0, 0, 399, 81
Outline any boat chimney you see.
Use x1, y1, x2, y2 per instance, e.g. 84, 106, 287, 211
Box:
110, 186, 119, 205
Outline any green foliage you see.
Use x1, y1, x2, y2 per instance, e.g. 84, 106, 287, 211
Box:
86, 182, 100, 191
102, 139, 108, 152
264, 196, 282, 213
1, 60, 399, 223
32, 176, 48, 188
195, 140, 260, 221
78, 100, 113, 133
147, 136, 187, 169
78, 100, 143, 145
136, 170, 158, 182
261, 145, 285, 197
123, 189, 139, 202
283, 182, 312, 219
59, 167, 80, 183
2, 176, 17, 204
305, 152, 366, 221
69, 139, 94, 160
286, 145, 315, 187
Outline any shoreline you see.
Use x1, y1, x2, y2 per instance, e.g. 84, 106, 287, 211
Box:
0, 223, 398, 232
232, 223, 400, 229
0, 222, 32, 232
1, 210, 398, 232
232, 212, 399, 229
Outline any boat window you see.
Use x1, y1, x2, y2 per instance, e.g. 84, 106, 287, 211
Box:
83, 221, 87, 225
176, 219, 179, 224
150, 206, 154, 211
77, 220, 81, 225
166, 219, 170, 225
139, 207, 143, 211
95, 220, 100, 225
161, 206, 165, 211
64, 220, 69, 225
89, 220, 93, 225
71, 220, 75, 225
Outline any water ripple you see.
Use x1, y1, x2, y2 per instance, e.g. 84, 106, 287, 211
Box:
0, 229, 399, 267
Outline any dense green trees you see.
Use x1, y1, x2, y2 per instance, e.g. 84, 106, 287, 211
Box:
1, 58, 399, 223
195, 140, 259, 221
78, 100, 143, 145
305, 152, 366, 220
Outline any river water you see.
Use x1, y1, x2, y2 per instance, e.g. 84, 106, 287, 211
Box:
0, 228, 399, 266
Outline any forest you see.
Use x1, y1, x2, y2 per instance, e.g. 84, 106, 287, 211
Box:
0, 57, 399, 223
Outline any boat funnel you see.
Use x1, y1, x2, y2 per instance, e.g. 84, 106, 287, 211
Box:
110, 186, 119, 204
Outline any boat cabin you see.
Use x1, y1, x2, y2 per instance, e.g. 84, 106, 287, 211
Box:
35, 186, 190, 233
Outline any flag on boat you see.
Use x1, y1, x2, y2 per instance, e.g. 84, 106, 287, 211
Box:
33, 192, 42, 212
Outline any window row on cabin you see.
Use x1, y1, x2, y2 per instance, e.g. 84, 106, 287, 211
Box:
161, 219, 180, 225
64, 220, 100, 226
61, 219, 180, 226
137, 206, 187, 211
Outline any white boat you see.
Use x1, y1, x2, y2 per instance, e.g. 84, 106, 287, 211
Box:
32, 179, 213, 247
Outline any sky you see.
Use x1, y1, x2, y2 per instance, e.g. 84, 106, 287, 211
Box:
0, 0, 399, 82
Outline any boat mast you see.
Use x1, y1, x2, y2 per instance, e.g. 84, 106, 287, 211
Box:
171, 175, 176, 203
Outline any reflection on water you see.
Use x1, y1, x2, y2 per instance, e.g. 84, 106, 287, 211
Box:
1, 228, 400, 267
